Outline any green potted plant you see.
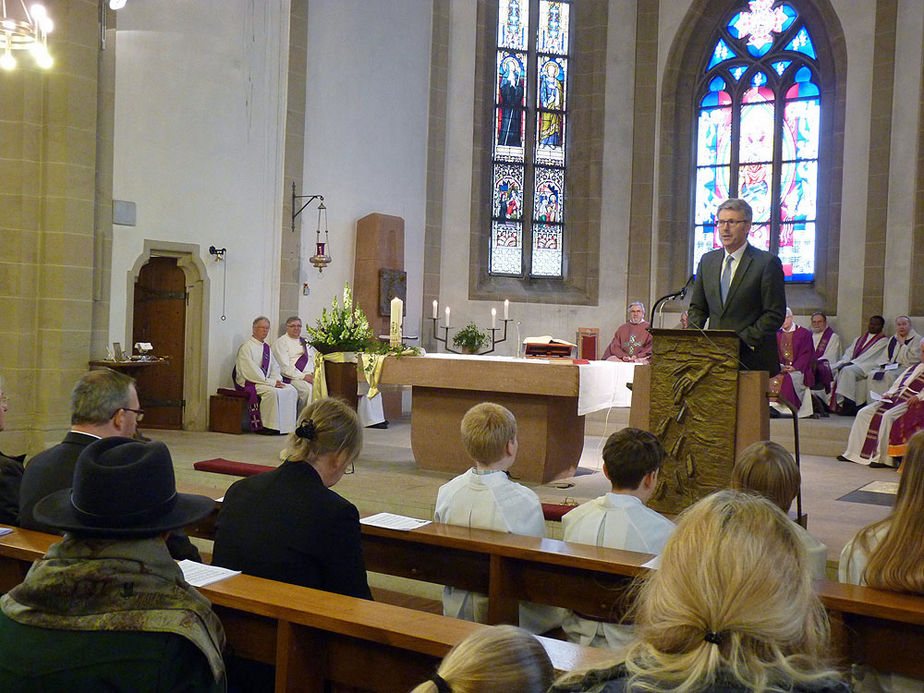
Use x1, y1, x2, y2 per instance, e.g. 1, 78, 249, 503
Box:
304, 283, 373, 408
452, 322, 489, 354
305, 283, 373, 355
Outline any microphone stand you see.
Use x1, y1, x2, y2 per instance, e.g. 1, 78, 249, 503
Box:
652, 275, 694, 328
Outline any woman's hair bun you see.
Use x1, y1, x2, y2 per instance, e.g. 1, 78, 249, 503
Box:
295, 419, 317, 440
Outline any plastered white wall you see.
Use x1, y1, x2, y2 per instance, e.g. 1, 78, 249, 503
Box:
110, 0, 289, 391
297, 0, 432, 340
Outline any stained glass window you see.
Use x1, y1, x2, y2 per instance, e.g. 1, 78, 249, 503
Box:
693, 0, 821, 282
490, 0, 570, 278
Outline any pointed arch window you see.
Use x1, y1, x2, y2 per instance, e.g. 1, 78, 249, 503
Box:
693, 0, 820, 282
489, 0, 570, 279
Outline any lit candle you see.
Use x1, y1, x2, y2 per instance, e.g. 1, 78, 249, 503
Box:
491, 307, 497, 329
445, 306, 451, 328
390, 297, 403, 348
432, 299, 438, 319
504, 299, 510, 320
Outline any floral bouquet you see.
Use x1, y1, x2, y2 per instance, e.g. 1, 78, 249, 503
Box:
305, 283, 374, 354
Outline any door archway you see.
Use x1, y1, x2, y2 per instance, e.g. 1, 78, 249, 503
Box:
126, 241, 210, 430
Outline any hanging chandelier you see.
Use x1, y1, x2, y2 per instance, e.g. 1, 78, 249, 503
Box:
291, 182, 331, 273
1, 1, 53, 70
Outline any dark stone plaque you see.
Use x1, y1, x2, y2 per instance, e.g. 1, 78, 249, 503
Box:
379, 269, 407, 317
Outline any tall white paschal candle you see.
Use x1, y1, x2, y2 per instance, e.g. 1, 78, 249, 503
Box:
390, 297, 403, 348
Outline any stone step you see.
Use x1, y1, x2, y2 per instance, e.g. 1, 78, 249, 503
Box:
584, 408, 853, 459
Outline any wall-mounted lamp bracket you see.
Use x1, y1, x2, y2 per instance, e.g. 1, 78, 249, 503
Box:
291, 182, 325, 233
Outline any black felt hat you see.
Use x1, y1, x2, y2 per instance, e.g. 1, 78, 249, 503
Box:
33, 437, 214, 537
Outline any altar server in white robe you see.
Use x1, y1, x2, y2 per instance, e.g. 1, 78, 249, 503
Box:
434, 403, 563, 634
560, 428, 674, 650
235, 316, 298, 434
271, 316, 316, 413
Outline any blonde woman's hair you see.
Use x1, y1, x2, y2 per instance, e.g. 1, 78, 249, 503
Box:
850, 430, 924, 593
283, 397, 362, 464
730, 441, 800, 512
460, 402, 516, 465
616, 490, 837, 692
410, 625, 553, 693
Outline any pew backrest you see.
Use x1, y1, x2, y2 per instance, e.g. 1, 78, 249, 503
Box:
0, 526, 613, 693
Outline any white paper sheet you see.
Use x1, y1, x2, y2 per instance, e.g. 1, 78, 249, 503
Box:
178, 559, 241, 587
360, 512, 430, 531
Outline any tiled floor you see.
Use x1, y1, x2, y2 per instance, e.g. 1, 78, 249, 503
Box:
160, 407, 895, 581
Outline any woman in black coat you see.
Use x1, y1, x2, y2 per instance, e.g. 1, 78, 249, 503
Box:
212, 397, 371, 599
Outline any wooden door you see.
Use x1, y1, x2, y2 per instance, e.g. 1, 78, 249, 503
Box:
132, 257, 186, 429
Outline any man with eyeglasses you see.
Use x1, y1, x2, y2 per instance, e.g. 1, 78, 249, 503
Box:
18, 369, 199, 560
271, 316, 316, 413
688, 198, 787, 375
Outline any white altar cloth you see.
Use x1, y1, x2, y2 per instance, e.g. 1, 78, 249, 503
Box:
577, 360, 636, 414
418, 353, 634, 415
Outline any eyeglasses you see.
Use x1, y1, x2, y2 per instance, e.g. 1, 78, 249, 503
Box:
115, 407, 145, 422
343, 459, 355, 475
0, 395, 9, 406
716, 219, 748, 227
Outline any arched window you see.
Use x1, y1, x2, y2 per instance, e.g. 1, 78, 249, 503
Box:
489, 0, 570, 279
693, 0, 820, 282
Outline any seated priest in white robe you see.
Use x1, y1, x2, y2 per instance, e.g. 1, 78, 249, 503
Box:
271, 316, 316, 413
829, 315, 888, 416
839, 339, 924, 469
866, 316, 921, 403
234, 316, 298, 434
809, 311, 841, 393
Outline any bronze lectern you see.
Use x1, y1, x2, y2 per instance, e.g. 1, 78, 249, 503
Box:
629, 328, 770, 515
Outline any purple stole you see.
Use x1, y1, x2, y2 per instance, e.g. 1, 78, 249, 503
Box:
851, 332, 885, 359
829, 332, 887, 410
859, 366, 924, 459
234, 342, 270, 432
282, 339, 310, 384
888, 396, 924, 458
810, 327, 835, 391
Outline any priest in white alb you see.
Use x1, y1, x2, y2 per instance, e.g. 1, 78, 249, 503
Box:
271, 315, 316, 413
839, 338, 924, 469
865, 316, 920, 403
234, 316, 298, 434
829, 315, 888, 415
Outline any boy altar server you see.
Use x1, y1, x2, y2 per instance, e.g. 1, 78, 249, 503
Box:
434, 402, 563, 633
561, 428, 675, 650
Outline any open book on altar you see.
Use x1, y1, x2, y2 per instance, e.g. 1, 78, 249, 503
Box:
523, 335, 577, 347
523, 336, 576, 359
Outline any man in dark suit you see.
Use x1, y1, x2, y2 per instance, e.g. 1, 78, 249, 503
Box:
688, 198, 786, 375
18, 369, 199, 560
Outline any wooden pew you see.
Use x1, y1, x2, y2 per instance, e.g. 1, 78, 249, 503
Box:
360, 521, 648, 625
359, 521, 924, 679
0, 526, 613, 693
181, 506, 924, 679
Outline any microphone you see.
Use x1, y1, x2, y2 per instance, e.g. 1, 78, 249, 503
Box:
652, 275, 696, 327
676, 274, 695, 299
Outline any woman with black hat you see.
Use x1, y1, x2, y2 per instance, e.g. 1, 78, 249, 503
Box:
0, 437, 226, 691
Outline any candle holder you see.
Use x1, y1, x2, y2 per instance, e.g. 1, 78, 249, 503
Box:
430, 317, 514, 355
